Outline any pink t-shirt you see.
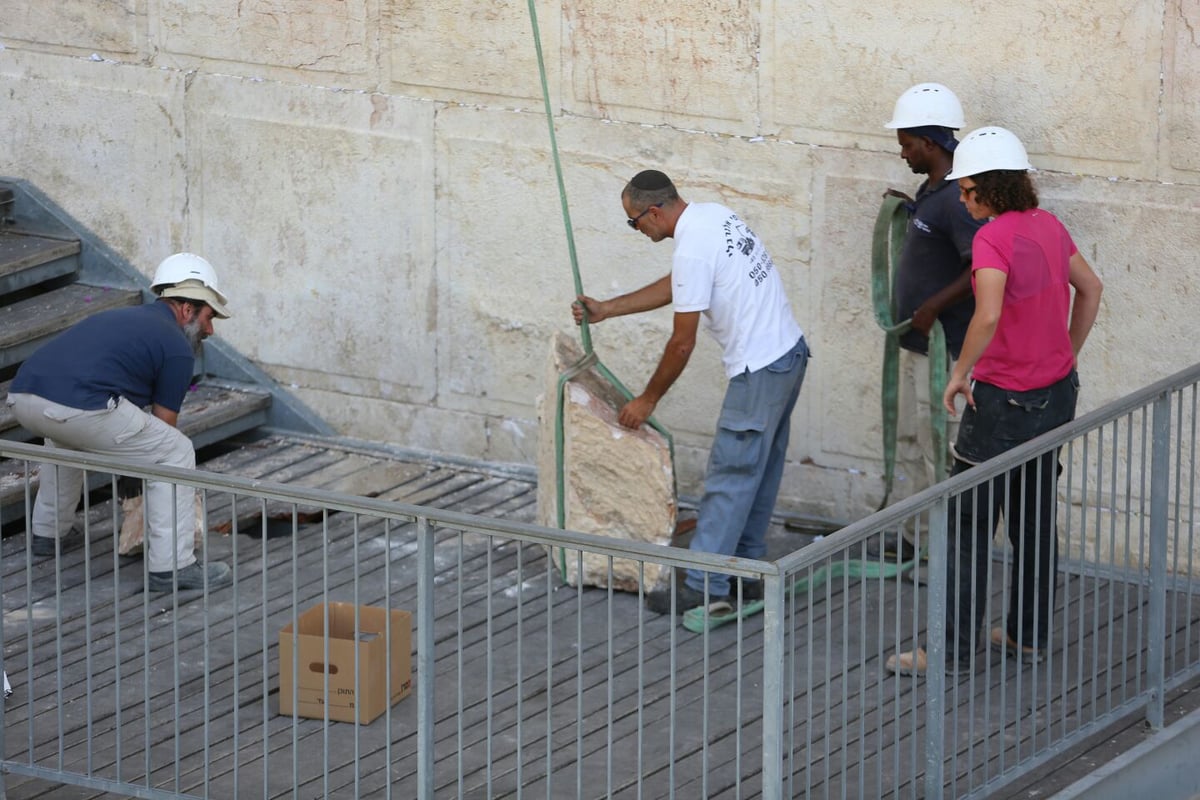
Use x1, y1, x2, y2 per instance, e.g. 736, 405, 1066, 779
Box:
971, 209, 1077, 391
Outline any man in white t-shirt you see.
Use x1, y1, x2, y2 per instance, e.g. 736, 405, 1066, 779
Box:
572, 169, 809, 614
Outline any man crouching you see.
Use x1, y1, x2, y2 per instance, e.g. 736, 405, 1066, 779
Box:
7, 252, 234, 592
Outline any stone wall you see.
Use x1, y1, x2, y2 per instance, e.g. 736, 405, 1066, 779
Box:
2, 2, 1198, 523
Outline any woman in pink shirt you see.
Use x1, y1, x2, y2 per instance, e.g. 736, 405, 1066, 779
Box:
889, 127, 1103, 676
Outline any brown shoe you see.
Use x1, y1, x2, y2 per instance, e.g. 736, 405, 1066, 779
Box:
990, 627, 1044, 664
886, 646, 972, 675
886, 648, 927, 675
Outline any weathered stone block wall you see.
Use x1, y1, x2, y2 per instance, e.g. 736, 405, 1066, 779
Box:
1, 1, 1197, 526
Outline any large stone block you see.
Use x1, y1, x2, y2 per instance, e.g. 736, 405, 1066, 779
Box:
184, 75, 437, 424
159, 0, 373, 76
560, 0, 760, 134
765, 0, 1163, 178
1035, 174, 1200, 399
536, 332, 675, 592
0, 51, 185, 267
1057, 504, 1199, 579
2, 2, 139, 54
291, 383, 540, 467
1165, 0, 1200, 175
385, 1, 554, 103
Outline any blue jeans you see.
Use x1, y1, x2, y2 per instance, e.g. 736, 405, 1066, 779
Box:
945, 370, 1079, 662
685, 337, 809, 596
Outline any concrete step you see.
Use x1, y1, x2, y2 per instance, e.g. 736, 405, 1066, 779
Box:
179, 381, 272, 450
0, 230, 81, 298
0, 283, 141, 371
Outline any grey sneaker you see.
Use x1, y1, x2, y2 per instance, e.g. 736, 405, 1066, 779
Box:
646, 582, 729, 615
731, 577, 764, 603
31, 527, 83, 558
148, 561, 232, 592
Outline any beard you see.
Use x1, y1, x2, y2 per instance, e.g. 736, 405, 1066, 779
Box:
182, 317, 205, 357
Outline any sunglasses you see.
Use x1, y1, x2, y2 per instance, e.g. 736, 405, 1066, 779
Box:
627, 203, 664, 229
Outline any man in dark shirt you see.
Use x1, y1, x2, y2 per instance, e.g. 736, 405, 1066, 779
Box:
880, 84, 985, 560
7, 253, 234, 592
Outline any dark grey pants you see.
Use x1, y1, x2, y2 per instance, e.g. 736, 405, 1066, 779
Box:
944, 370, 1079, 664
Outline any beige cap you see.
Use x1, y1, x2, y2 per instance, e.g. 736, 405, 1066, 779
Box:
160, 279, 231, 319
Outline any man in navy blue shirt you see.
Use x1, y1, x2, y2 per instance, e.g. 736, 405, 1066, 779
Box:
8, 253, 233, 592
878, 84, 985, 564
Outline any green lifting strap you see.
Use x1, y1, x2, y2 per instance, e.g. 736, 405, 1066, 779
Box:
526, 0, 677, 583
871, 197, 949, 509
682, 552, 921, 632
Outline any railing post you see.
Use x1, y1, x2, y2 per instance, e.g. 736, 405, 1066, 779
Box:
416, 517, 436, 798
924, 494, 949, 800
1147, 392, 1170, 730
761, 572, 785, 800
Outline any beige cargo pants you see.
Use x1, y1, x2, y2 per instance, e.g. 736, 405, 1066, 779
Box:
8, 392, 197, 573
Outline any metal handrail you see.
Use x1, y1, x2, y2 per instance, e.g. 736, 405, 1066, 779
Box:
779, 360, 1200, 572
0, 438, 777, 580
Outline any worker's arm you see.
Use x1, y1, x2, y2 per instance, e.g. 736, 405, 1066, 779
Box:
1067, 251, 1103, 357
911, 267, 973, 335
942, 267, 1006, 413
152, 404, 180, 428
618, 310, 701, 429
572, 275, 673, 325
914, 202, 985, 335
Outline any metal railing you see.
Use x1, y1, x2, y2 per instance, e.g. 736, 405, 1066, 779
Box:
775, 361, 1200, 799
0, 439, 782, 798
0, 361, 1196, 799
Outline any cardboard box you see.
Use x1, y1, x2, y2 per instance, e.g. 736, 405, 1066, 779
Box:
279, 602, 412, 724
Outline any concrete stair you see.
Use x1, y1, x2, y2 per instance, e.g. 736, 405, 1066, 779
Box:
0, 180, 294, 524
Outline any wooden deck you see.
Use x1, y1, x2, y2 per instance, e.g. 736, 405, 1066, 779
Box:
0, 435, 1196, 799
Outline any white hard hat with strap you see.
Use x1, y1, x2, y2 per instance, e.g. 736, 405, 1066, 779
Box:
151, 252, 231, 318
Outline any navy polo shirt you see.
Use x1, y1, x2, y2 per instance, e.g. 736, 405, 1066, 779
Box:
11, 301, 195, 412
893, 177, 985, 358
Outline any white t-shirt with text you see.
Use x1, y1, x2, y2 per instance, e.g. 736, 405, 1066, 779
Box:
671, 202, 802, 378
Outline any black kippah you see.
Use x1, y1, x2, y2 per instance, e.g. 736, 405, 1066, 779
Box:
630, 170, 672, 190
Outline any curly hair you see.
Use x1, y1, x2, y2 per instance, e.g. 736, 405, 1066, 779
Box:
972, 170, 1038, 214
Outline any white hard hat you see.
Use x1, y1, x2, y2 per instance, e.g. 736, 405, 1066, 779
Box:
150, 252, 230, 317
945, 126, 1033, 180
884, 83, 965, 130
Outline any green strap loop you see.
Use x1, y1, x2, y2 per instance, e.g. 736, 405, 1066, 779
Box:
871, 197, 950, 509
927, 316, 949, 484
682, 554, 919, 632
527, 0, 677, 582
